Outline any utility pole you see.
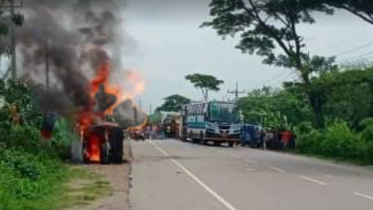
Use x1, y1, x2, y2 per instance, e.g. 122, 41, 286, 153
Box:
149, 105, 153, 115
10, 0, 16, 80
45, 45, 50, 89
3, 0, 22, 80
138, 99, 142, 110
228, 82, 245, 101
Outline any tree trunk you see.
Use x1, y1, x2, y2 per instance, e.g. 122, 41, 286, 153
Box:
201, 89, 208, 101
302, 74, 325, 129
367, 82, 373, 117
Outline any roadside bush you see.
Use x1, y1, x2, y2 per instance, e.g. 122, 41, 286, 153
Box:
295, 120, 373, 164
360, 125, 373, 164
5, 125, 41, 153
359, 118, 373, 129
295, 129, 323, 154
0, 146, 66, 207
0, 79, 72, 209
322, 121, 362, 160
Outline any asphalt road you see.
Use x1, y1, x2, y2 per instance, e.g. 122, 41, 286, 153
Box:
130, 139, 373, 210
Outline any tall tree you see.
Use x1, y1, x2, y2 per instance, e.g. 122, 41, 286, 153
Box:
156, 94, 191, 112
185, 73, 224, 101
203, 0, 334, 128
318, 0, 373, 25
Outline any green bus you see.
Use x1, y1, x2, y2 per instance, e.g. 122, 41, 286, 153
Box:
179, 101, 241, 147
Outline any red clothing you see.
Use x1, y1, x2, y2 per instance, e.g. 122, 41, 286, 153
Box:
41, 130, 52, 139
281, 130, 291, 144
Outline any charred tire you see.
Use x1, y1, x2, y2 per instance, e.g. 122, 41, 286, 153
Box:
213, 141, 221, 146
190, 131, 199, 143
200, 132, 206, 145
228, 142, 234, 147
101, 143, 110, 165
109, 128, 124, 164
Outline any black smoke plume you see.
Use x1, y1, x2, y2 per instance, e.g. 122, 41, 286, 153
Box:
15, 0, 144, 127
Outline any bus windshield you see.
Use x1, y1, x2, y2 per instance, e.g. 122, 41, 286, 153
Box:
209, 103, 239, 123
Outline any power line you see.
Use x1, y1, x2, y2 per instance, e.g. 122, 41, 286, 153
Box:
227, 82, 245, 101
337, 50, 373, 65
248, 71, 293, 91
333, 41, 373, 57
242, 41, 373, 93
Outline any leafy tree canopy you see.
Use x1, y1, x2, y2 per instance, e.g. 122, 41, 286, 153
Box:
185, 73, 223, 101
155, 94, 191, 112
317, 0, 373, 25
202, 0, 334, 72
203, 0, 337, 128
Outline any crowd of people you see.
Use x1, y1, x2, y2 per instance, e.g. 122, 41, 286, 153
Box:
130, 122, 178, 140
240, 125, 296, 150
144, 124, 164, 139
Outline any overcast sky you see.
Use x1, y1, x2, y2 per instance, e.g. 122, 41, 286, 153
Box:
121, 0, 373, 112
3, 0, 373, 113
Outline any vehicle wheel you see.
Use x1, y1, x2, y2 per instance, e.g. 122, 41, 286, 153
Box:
213, 141, 221, 146
101, 143, 110, 165
200, 132, 206, 145
190, 131, 198, 143
228, 142, 234, 147
249, 141, 255, 148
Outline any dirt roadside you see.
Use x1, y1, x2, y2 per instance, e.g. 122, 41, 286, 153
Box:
68, 140, 133, 210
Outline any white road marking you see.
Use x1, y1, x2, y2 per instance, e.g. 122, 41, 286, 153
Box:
246, 158, 257, 164
245, 169, 255, 171
300, 176, 327, 186
270, 167, 286, 173
230, 154, 239, 158
150, 141, 239, 210
354, 192, 373, 201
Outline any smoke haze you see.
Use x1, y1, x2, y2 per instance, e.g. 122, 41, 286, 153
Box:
16, 0, 145, 127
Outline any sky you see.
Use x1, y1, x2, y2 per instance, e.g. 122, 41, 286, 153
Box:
3, 0, 373, 113
121, 0, 373, 112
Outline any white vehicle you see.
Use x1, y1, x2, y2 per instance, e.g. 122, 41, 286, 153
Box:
179, 101, 241, 147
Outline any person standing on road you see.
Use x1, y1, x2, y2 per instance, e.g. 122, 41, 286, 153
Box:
265, 129, 274, 149
145, 125, 151, 139
281, 130, 291, 148
259, 129, 265, 148
151, 124, 157, 139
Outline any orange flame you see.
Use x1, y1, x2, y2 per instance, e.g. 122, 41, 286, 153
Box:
77, 61, 147, 163
87, 134, 101, 162
91, 63, 121, 115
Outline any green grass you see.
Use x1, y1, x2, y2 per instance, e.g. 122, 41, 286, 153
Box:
0, 165, 111, 210
35, 167, 111, 210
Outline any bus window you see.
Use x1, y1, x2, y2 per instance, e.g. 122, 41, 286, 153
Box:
192, 105, 196, 115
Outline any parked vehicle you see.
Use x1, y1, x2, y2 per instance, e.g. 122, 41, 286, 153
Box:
179, 101, 241, 147
162, 114, 180, 139
131, 128, 145, 141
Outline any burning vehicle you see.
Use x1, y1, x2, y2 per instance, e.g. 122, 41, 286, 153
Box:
72, 64, 147, 164
14, 0, 147, 164
82, 123, 124, 164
